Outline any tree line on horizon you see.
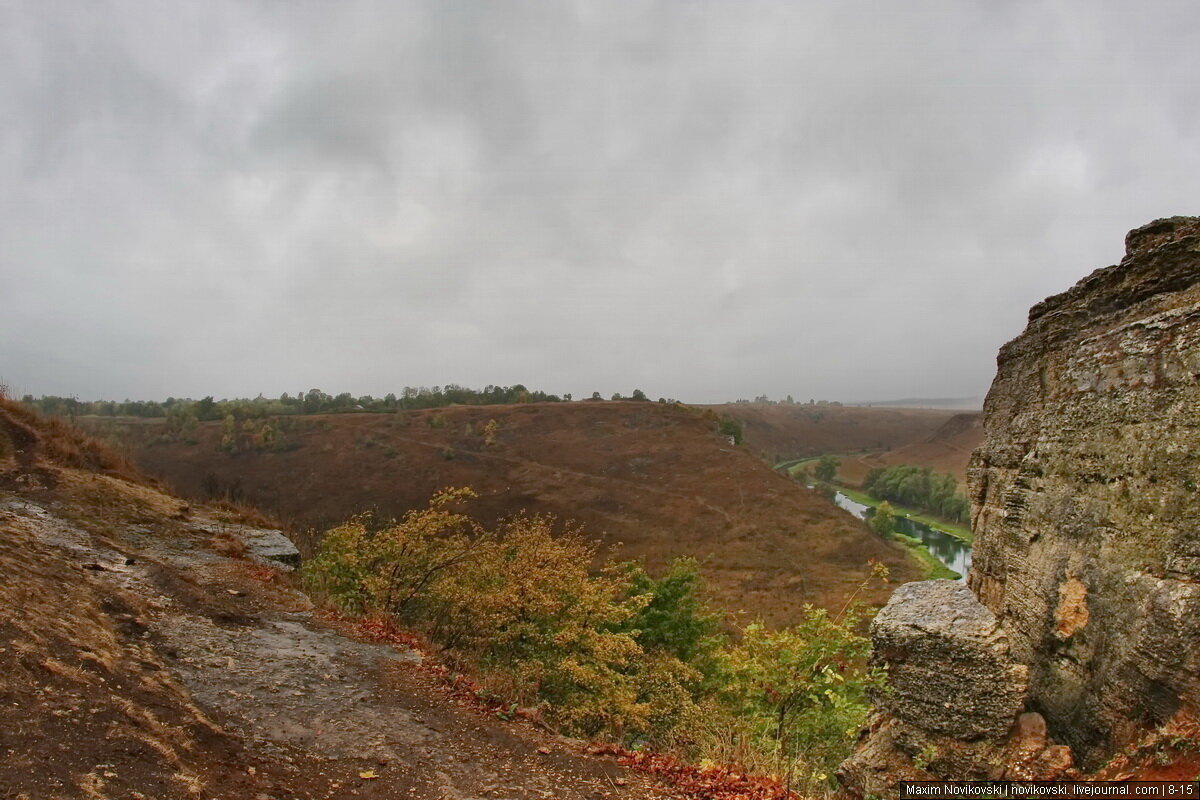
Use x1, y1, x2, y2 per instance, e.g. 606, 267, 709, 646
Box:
20, 385, 668, 421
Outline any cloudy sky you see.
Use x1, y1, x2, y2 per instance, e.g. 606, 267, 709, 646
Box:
3, 1, 1198, 404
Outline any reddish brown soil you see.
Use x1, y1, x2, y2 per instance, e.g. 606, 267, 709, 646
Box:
96, 402, 922, 624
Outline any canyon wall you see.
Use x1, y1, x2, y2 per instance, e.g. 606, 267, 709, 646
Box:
841, 216, 1200, 791
968, 216, 1200, 767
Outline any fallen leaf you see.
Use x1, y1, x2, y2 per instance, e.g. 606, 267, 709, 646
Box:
359, 770, 379, 779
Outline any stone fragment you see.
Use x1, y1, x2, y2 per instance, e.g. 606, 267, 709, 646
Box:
239, 527, 301, 569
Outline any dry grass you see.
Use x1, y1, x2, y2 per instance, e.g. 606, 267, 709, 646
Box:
0, 394, 142, 481
38, 656, 101, 685
208, 498, 284, 529
0, 461, 264, 797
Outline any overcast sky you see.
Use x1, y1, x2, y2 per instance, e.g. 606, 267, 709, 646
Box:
3, 1, 1198, 404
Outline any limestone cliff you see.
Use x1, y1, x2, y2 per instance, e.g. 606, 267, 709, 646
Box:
838, 581, 1055, 793
840, 216, 1200, 792
969, 216, 1200, 767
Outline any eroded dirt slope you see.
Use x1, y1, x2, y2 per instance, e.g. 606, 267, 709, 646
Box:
0, 400, 681, 799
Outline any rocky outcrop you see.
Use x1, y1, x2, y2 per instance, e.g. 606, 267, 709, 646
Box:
968, 216, 1200, 767
840, 217, 1200, 792
838, 581, 1070, 795
193, 518, 302, 569
866, 581, 1027, 740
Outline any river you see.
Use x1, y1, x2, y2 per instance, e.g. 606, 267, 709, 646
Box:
833, 492, 972, 579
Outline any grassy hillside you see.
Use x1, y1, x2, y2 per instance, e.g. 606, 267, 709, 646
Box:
90, 401, 922, 624
707, 403, 964, 463
0, 397, 710, 798
820, 412, 982, 488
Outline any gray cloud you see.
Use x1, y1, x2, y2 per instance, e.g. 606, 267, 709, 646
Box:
3, 0, 1199, 403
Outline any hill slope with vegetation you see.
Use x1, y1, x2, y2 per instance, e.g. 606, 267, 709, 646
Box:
830, 412, 983, 488
0, 396, 722, 799
85, 401, 921, 625
706, 403, 965, 465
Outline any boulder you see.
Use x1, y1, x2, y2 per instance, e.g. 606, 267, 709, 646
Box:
868, 580, 1027, 740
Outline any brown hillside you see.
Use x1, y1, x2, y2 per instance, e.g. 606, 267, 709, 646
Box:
709, 403, 963, 462
833, 412, 983, 487
0, 398, 696, 798
96, 402, 921, 624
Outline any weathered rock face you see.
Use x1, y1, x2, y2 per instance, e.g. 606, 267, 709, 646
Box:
838, 580, 1054, 796
840, 217, 1200, 794
968, 216, 1200, 767
868, 580, 1027, 740
838, 581, 1023, 791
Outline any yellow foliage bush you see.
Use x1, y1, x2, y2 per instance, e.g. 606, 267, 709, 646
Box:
303, 487, 879, 784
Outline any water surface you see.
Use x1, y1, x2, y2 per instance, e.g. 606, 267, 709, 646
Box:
834, 491, 972, 579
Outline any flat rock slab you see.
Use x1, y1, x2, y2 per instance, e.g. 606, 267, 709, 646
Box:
239, 527, 301, 569
191, 517, 302, 569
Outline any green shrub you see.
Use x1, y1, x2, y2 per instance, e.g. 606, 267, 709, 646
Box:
869, 501, 896, 536
614, 557, 727, 691
719, 607, 879, 792
301, 488, 482, 616
717, 415, 744, 445
302, 488, 883, 780
814, 455, 839, 482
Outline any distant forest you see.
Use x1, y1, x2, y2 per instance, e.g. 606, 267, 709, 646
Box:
21, 385, 666, 421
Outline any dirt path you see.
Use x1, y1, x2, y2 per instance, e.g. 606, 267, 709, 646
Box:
3, 492, 677, 800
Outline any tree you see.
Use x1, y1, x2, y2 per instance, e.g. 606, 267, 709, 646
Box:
631, 388, 648, 401
195, 395, 219, 421
869, 501, 896, 537
481, 418, 499, 447
812, 481, 836, 501
724, 606, 878, 792
614, 557, 726, 689
814, 455, 839, 483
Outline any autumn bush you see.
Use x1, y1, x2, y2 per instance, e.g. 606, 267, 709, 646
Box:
303, 488, 882, 793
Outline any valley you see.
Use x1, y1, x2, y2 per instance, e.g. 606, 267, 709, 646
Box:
86, 401, 938, 627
